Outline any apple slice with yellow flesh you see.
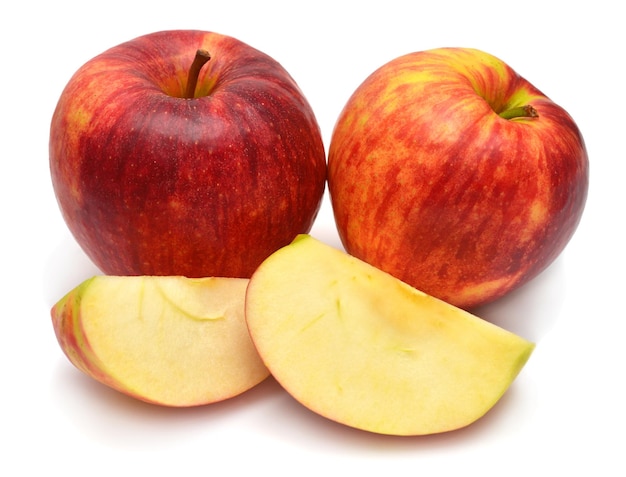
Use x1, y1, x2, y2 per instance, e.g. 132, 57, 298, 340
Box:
51, 275, 269, 407
245, 234, 535, 435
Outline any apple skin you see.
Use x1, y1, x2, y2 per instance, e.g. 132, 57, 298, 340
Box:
50, 30, 326, 278
328, 47, 588, 309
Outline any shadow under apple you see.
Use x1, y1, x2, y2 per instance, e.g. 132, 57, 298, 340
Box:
471, 255, 568, 343
49, 360, 284, 450
42, 233, 101, 308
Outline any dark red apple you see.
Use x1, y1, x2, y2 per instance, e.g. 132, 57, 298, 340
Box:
50, 30, 326, 278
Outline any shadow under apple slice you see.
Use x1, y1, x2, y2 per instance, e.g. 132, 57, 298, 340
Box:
471, 255, 567, 343
49, 359, 281, 450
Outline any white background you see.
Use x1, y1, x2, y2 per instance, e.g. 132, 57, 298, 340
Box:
1, 1, 623, 475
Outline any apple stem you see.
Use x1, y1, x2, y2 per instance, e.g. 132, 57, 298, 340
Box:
184, 49, 212, 99
498, 105, 539, 120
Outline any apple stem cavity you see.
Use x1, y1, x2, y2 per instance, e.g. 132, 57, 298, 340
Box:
184, 49, 212, 99
498, 104, 539, 121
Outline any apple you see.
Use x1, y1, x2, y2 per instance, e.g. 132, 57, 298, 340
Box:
245, 235, 535, 436
328, 47, 588, 309
50, 30, 326, 278
51, 275, 269, 406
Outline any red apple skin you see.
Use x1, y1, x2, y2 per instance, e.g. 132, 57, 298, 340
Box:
328, 48, 588, 310
50, 279, 125, 394
50, 30, 326, 278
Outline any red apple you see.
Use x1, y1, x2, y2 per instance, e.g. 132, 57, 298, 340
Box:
328, 47, 588, 309
50, 30, 326, 278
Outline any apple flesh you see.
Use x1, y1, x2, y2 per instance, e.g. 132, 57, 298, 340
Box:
328, 47, 588, 309
50, 30, 326, 278
245, 235, 534, 436
51, 275, 269, 406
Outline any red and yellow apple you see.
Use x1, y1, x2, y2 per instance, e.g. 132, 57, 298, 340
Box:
328, 47, 588, 309
50, 30, 326, 278
51, 275, 269, 406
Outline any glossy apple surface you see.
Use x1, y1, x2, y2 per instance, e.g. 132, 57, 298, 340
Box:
50, 30, 326, 278
51, 275, 269, 406
245, 235, 534, 435
328, 47, 588, 309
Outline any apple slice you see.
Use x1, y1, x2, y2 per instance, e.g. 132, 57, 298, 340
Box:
245, 235, 535, 435
51, 275, 269, 407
